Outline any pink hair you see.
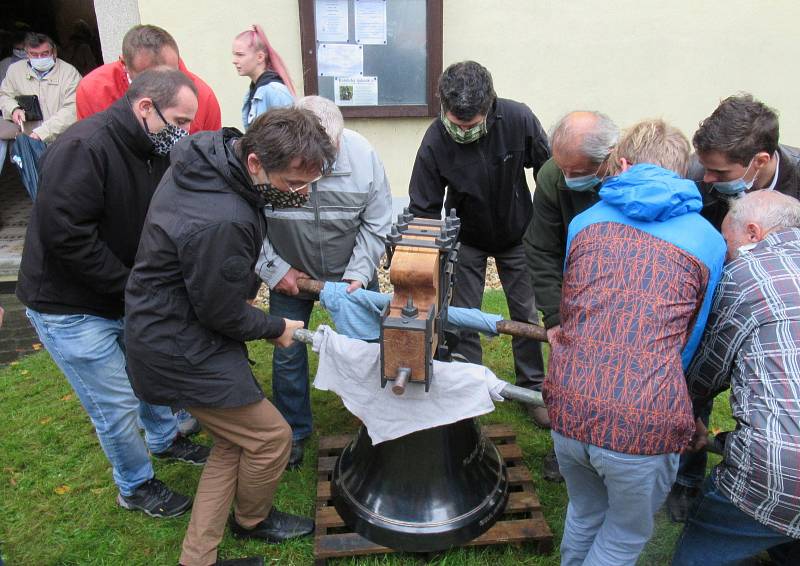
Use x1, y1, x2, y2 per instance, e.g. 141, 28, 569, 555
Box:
235, 25, 296, 97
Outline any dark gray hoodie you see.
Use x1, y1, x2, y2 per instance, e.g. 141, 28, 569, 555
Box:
125, 128, 285, 409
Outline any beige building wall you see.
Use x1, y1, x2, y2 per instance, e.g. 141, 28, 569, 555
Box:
128, 0, 800, 198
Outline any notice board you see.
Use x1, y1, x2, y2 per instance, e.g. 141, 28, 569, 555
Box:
299, 0, 443, 118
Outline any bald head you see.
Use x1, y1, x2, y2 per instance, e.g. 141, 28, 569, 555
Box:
551, 111, 619, 179
722, 191, 800, 260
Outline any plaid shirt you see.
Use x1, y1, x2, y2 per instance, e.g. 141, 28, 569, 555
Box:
686, 227, 800, 538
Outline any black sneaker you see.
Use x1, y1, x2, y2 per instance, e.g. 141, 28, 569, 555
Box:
153, 435, 210, 465
287, 439, 305, 471
666, 484, 701, 523
215, 559, 265, 566
117, 478, 192, 518
229, 508, 314, 543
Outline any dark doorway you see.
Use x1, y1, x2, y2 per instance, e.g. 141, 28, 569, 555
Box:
0, 1, 102, 283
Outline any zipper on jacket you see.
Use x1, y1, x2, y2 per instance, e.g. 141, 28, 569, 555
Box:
477, 138, 497, 243
146, 159, 152, 174
311, 181, 327, 277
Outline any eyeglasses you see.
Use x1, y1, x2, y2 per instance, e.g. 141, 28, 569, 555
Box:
284, 173, 324, 194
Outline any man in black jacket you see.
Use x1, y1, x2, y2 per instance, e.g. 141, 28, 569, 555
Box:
16, 68, 208, 519
125, 109, 336, 566
409, 61, 550, 419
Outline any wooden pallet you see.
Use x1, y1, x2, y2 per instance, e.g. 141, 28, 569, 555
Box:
314, 424, 553, 564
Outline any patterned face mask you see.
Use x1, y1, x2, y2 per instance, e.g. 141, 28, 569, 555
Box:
143, 102, 189, 157
254, 183, 310, 208
440, 111, 487, 144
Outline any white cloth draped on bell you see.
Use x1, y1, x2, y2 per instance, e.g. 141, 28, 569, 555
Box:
311, 325, 506, 444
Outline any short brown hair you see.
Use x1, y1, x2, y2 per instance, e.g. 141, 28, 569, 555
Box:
693, 94, 779, 167
121, 25, 179, 68
609, 119, 690, 176
127, 67, 197, 109
239, 108, 337, 174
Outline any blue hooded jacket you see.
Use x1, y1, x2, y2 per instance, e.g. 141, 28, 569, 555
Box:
566, 163, 726, 367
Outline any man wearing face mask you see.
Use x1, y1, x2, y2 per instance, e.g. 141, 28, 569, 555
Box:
521, 110, 618, 480
125, 108, 337, 566
690, 94, 800, 229
16, 68, 210, 519
666, 94, 800, 522
409, 61, 550, 407
255, 96, 392, 470
0, 32, 81, 143
672, 191, 800, 566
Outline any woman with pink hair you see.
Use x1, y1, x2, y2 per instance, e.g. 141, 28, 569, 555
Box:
233, 25, 296, 130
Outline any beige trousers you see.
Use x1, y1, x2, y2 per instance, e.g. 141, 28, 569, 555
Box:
179, 398, 292, 566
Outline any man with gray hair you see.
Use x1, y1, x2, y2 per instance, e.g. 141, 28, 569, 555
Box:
522, 110, 618, 478
672, 191, 800, 565
256, 96, 392, 469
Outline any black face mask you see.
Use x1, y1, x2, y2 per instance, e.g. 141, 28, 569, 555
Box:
143, 102, 188, 156
253, 183, 310, 208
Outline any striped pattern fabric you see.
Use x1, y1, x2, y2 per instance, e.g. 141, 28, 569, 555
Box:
686, 227, 800, 537
545, 221, 708, 455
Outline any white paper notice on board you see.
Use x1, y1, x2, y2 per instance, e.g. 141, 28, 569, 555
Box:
315, 0, 349, 42
354, 0, 387, 44
317, 43, 364, 76
334, 76, 378, 106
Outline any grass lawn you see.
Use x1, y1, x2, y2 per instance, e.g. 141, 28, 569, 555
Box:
0, 290, 736, 565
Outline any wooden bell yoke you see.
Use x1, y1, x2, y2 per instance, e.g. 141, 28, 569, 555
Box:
379, 208, 460, 394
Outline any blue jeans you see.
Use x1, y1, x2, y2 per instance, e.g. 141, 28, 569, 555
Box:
672, 476, 798, 565
269, 292, 315, 441
552, 431, 679, 566
26, 309, 178, 495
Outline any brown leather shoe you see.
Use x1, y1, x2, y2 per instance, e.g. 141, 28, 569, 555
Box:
527, 405, 551, 429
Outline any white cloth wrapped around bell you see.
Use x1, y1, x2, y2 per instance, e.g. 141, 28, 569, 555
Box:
311, 325, 506, 444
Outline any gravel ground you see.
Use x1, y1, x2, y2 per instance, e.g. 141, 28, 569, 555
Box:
254, 256, 502, 308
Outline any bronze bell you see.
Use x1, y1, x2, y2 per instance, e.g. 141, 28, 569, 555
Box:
332, 417, 509, 552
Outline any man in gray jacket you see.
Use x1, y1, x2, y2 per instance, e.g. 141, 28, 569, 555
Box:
256, 96, 392, 468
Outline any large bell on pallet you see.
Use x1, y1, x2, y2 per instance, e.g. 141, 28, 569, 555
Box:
331, 416, 509, 552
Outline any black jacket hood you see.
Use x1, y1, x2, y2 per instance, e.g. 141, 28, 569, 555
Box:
169, 127, 266, 208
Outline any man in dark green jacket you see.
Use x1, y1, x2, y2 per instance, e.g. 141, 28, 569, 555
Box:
523, 110, 619, 474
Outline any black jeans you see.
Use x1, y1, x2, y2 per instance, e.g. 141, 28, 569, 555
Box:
450, 242, 545, 390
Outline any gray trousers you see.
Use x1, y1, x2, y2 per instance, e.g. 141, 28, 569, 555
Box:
450, 242, 545, 390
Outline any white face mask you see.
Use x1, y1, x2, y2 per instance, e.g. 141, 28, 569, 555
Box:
737, 242, 758, 257
29, 56, 55, 73
12, 48, 26, 59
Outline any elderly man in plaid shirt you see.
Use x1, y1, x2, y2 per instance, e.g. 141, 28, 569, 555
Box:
672, 190, 800, 566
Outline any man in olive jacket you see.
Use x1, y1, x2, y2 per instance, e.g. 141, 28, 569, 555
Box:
523, 110, 619, 478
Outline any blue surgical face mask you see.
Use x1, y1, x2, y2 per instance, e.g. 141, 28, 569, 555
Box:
29, 56, 55, 73
13, 48, 26, 59
712, 158, 755, 196
564, 162, 603, 191
564, 173, 601, 191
